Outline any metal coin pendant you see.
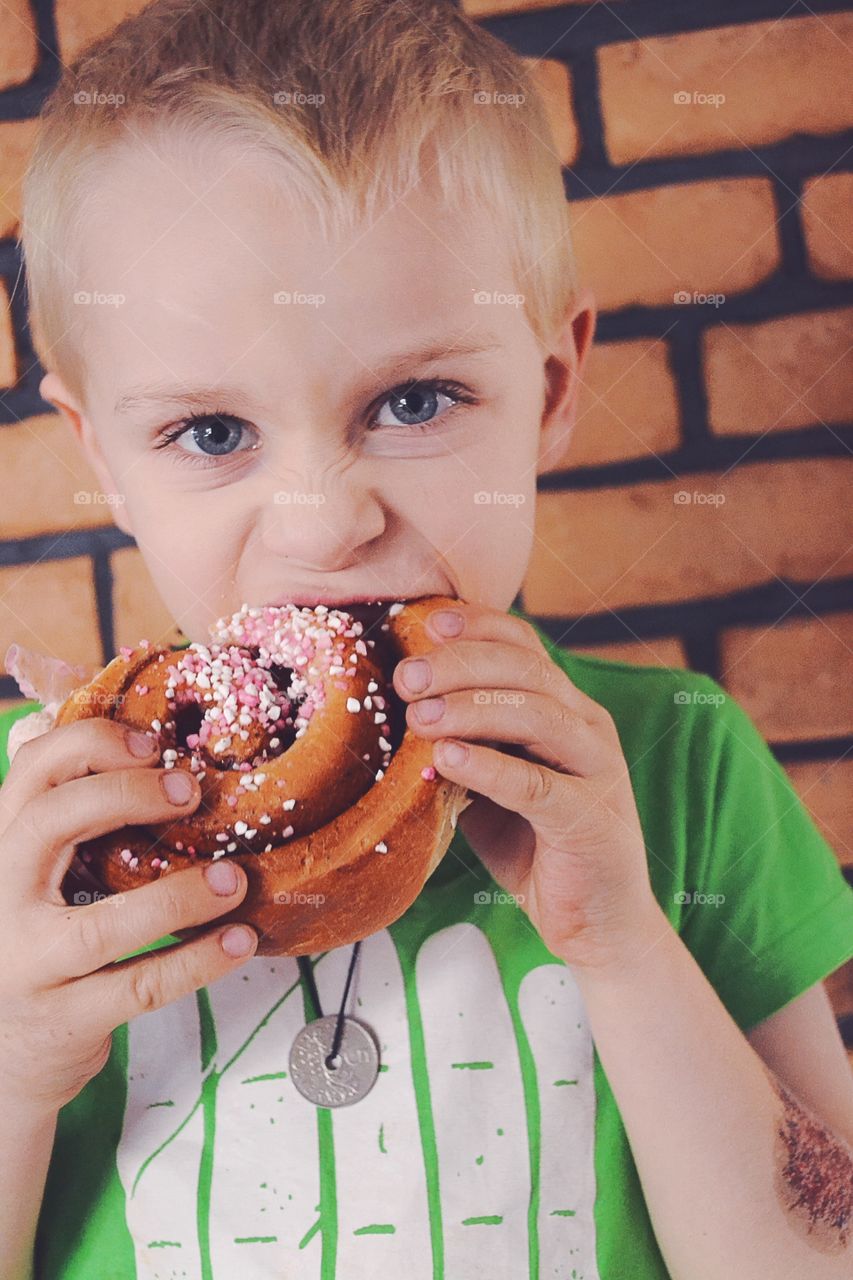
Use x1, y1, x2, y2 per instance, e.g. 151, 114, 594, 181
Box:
289, 1014, 380, 1107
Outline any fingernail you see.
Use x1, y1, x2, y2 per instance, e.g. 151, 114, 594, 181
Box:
162, 770, 195, 804
430, 609, 463, 637
400, 658, 430, 692
415, 695, 444, 723
205, 859, 239, 895
222, 925, 256, 957
127, 728, 158, 757
438, 739, 468, 767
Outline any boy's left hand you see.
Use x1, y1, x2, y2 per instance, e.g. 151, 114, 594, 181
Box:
393, 601, 665, 976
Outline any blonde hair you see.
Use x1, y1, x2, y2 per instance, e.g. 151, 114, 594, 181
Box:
20, 0, 577, 409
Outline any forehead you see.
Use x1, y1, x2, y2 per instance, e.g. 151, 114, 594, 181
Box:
75, 137, 525, 395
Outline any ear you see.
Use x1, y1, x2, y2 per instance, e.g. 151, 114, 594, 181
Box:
536, 288, 596, 477
39, 371, 133, 536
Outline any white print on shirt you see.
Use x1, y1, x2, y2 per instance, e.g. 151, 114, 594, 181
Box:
116, 922, 600, 1279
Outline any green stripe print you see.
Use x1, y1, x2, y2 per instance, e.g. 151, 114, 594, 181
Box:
115, 921, 599, 1277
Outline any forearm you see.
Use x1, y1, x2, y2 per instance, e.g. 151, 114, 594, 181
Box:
0, 1098, 58, 1280
569, 903, 852, 1280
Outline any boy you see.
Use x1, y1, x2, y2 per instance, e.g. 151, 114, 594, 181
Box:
1, 1, 852, 1276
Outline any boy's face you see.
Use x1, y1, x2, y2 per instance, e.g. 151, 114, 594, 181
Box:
41, 139, 594, 643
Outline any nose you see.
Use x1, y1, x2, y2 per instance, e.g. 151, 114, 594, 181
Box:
259, 466, 385, 571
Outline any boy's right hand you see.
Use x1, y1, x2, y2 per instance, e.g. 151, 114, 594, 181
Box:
0, 717, 258, 1116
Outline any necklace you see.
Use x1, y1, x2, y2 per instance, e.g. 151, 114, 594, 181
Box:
289, 941, 381, 1107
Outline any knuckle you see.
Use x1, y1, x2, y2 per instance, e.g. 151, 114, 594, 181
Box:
522, 764, 553, 807
128, 961, 167, 1015
74, 902, 112, 956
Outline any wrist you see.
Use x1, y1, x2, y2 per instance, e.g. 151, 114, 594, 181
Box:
559, 897, 674, 993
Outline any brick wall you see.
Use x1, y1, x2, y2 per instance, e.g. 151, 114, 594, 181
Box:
1, 1, 851, 1047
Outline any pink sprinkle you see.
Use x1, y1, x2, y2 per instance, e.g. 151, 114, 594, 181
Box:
135, 684, 149, 696
187, 845, 196, 855
119, 646, 133, 659
282, 824, 294, 838
421, 765, 436, 781
186, 733, 200, 748
151, 857, 161, 869
226, 795, 238, 807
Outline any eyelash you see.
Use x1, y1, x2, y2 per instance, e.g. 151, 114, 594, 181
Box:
152, 378, 478, 468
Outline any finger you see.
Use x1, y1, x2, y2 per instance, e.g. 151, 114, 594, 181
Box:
0, 717, 160, 821
406, 688, 608, 776
8, 763, 201, 901
394, 637, 600, 723
420, 602, 606, 717
430, 736, 592, 837
66, 910, 258, 1037
43, 857, 250, 982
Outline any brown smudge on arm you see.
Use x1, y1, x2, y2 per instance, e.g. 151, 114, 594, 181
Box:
763, 1064, 853, 1256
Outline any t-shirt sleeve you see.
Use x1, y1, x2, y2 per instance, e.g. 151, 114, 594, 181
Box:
0, 700, 42, 784
679, 676, 853, 1033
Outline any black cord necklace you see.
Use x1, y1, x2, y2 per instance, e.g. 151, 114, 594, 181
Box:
289, 941, 381, 1107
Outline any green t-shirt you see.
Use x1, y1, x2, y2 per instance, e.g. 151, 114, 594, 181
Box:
1, 608, 851, 1280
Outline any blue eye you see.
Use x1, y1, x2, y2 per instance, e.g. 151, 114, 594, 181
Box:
154, 412, 258, 465
372, 379, 475, 430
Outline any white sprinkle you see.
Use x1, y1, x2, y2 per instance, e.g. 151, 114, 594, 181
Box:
283, 797, 297, 810
375, 768, 384, 781
254, 772, 266, 785
374, 711, 387, 724
378, 735, 392, 751
367, 680, 378, 692
282, 824, 294, 838
388, 601, 404, 616
346, 697, 361, 713
234, 820, 248, 835
374, 841, 388, 853
226, 841, 237, 852
244, 828, 257, 840
260, 814, 272, 824
151, 718, 161, 732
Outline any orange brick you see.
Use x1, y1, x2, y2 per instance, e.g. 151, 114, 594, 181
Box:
0, 411, 116, 537
0, 557, 101, 668
599, 16, 853, 165
569, 179, 778, 311
0, 280, 17, 388
720, 612, 853, 743
522, 58, 578, 168
705, 308, 853, 435
786, 759, 853, 867
802, 172, 853, 282
524, 458, 853, 615
463, 0, 598, 15
0, 0, 38, 92
0, 117, 40, 238
566, 636, 687, 669
111, 546, 186, 653
558, 337, 680, 469
55, 0, 151, 63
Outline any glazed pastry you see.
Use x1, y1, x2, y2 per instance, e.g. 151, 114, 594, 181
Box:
52, 596, 471, 955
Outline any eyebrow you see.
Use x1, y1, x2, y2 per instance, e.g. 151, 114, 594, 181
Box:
112, 332, 504, 416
